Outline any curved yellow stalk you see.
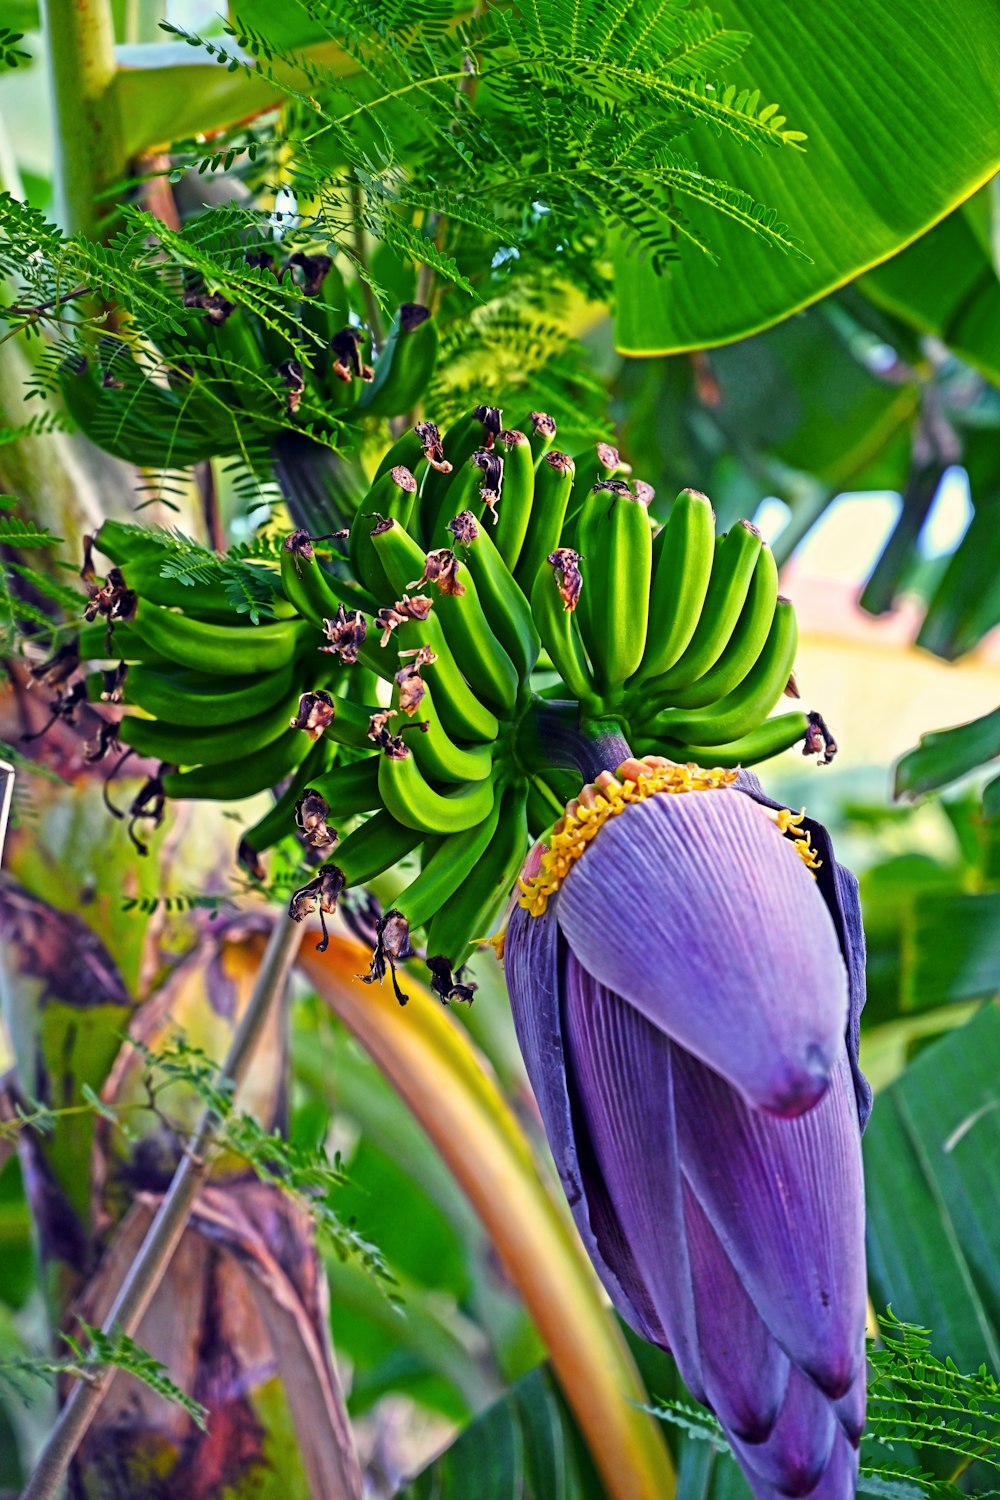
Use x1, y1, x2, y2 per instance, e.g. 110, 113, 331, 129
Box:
299, 938, 675, 1500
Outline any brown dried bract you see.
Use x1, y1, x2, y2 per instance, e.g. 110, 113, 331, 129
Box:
547, 548, 583, 611
282, 251, 332, 297
804, 710, 838, 767
414, 549, 465, 597
374, 593, 434, 647
447, 510, 479, 547
389, 465, 418, 494
633, 480, 656, 507
283, 529, 315, 575
320, 605, 367, 664
596, 442, 621, 470
473, 449, 504, 521
361, 907, 415, 1005
277, 359, 306, 416
544, 450, 574, 476
295, 789, 336, 849
784, 671, 801, 700
83, 718, 121, 764
290, 690, 336, 740
426, 955, 477, 1006
395, 644, 436, 716
288, 864, 346, 952
414, 420, 451, 474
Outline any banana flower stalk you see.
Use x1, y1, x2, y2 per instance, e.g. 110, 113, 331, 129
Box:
505, 754, 871, 1500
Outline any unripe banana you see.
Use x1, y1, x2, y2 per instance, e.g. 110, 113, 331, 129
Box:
336, 808, 425, 886
239, 733, 336, 869
565, 441, 631, 527
372, 520, 519, 715
348, 465, 419, 600
661, 542, 778, 711
423, 783, 529, 971
129, 599, 305, 676
119, 676, 303, 765
395, 798, 504, 931
417, 406, 503, 546
301, 755, 383, 817
391, 670, 494, 784
94, 519, 162, 567
530, 553, 598, 706
378, 749, 496, 834
513, 451, 576, 599
635, 489, 717, 682
649, 519, 763, 694
78, 620, 168, 665
406, 610, 500, 744
575, 483, 652, 694
490, 429, 534, 570
358, 304, 438, 418
513, 410, 557, 469
651, 597, 798, 746
163, 720, 309, 800
635, 711, 811, 769
447, 512, 539, 681
373, 419, 451, 484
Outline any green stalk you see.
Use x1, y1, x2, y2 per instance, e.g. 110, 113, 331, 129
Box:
41, 0, 125, 237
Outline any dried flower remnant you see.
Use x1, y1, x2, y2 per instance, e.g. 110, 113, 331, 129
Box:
473, 448, 504, 521
447, 511, 479, 547
411, 548, 465, 597
472, 404, 503, 448
100, 661, 129, 704
529, 411, 557, 442
330, 327, 373, 383
320, 606, 367, 664
361, 907, 415, 1006
374, 594, 433, 647
277, 359, 305, 416
288, 864, 346, 952
395, 645, 436, 716
29, 638, 80, 689
804, 709, 839, 766
282, 251, 332, 297
414, 420, 451, 474
83, 719, 121, 764
290, 690, 336, 740
426, 955, 477, 1007
633, 480, 656, 507
367, 711, 410, 760
295, 789, 335, 850
84, 567, 136, 626
547, 548, 583, 611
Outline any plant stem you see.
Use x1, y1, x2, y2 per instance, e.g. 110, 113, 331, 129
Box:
19, 914, 304, 1500
350, 182, 384, 345
40, 0, 124, 239
521, 699, 633, 783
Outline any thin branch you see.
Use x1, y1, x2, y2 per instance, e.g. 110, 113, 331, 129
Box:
18, 914, 305, 1500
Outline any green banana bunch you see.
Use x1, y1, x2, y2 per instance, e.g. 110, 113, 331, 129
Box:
69, 398, 835, 1009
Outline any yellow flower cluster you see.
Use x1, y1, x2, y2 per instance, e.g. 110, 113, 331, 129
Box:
517, 758, 738, 918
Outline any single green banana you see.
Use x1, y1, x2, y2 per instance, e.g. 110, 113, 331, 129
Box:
395, 797, 504, 932
121, 554, 292, 623
94, 519, 163, 567
423, 447, 496, 548
162, 720, 309, 801
357, 304, 438, 418
119, 683, 300, 765
530, 555, 597, 706
490, 429, 534, 570
336, 808, 424, 886
78, 620, 168, 665
372, 520, 519, 715
301, 755, 384, 817
423, 784, 529, 970
239, 734, 336, 866
575, 484, 651, 693
279, 532, 373, 629
659, 542, 778, 711
448, 513, 539, 681
129, 599, 306, 676
635, 488, 717, 682
378, 749, 497, 834
386, 648, 494, 783
650, 598, 798, 746
635, 711, 810, 769
513, 451, 576, 599
405, 610, 500, 744
417, 406, 503, 546
513, 410, 557, 469
119, 656, 300, 729
348, 465, 419, 600
564, 441, 631, 527
649, 519, 763, 694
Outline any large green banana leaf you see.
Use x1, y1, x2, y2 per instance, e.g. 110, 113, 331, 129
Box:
614, 0, 1000, 354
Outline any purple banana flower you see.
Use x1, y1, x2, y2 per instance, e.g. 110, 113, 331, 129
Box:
505, 756, 870, 1500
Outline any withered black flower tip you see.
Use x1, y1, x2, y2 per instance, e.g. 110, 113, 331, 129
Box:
277, 359, 306, 416
426, 955, 477, 1006
84, 568, 136, 626
499, 428, 527, 449
237, 837, 266, 883
804, 710, 839, 767
398, 303, 432, 332
529, 411, 557, 439
362, 908, 414, 1005
245, 250, 275, 275
283, 251, 332, 297
183, 288, 235, 326
367, 512, 393, 538
447, 511, 479, 546
547, 547, 583, 611
395, 647, 435, 716
368, 710, 409, 760
545, 450, 574, 475
295, 789, 335, 849
125, 766, 170, 857
283, 528, 315, 574
418, 549, 465, 597
330, 327, 368, 382
472, 449, 504, 516
100, 660, 128, 703
291, 689, 336, 739
22, 680, 87, 742
80, 534, 97, 584
83, 719, 121, 764
414, 420, 451, 473
320, 605, 367, 664
390, 465, 418, 494
375, 594, 434, 646
473, 405, 502, 447
739, 518, 762, 538
288, 864, 346, 953
29, 638, 80, 688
